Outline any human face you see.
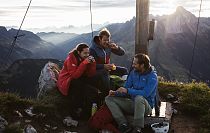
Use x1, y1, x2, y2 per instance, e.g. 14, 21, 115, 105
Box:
99, 35, 110, 48
132, 57, 145, 73
78, 48, 90, 59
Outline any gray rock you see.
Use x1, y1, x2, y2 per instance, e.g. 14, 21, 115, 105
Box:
0, 116, 8, 132
166, 94, 175, 100
63, 117, 78, 127
24, 124, 37, 133
173, 109, 178, 115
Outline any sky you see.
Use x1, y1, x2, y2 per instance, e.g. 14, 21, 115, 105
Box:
0, 0, 209, 29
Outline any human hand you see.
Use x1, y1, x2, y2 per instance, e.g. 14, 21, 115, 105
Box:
117, 87, 127, 94
109, 90, 116, 96
109, 42, 119, 50
104, 64, 113, 71
84, 56, 95, 64
87, 56, 95, 63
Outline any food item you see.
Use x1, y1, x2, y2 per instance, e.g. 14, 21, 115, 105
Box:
112, 64, 116, 70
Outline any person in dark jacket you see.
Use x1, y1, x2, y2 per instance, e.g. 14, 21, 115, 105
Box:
57, 43, 98, 118
105, 54, 158, 133
90, 28, 128, 97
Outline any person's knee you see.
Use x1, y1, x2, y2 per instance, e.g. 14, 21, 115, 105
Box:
135, 96, 145, 104
105, 96, 116, 104
105, 96, 111, 103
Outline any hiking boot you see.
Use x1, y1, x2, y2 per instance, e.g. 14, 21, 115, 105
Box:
119, 123, 132, 133
132, 127, 142, 133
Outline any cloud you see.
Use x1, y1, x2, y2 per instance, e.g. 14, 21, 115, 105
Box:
0, 10, 7, 15
1, 0, 209, 14
0, 0, 209, 29
57, 0, 135, 8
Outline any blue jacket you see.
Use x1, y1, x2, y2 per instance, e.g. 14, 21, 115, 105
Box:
125, 66, 158, 108
90, 36, 125, 70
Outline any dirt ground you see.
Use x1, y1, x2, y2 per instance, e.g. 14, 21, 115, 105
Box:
169, 114, 199, 133
73, 107, 200, 133
72, 114, 199, 133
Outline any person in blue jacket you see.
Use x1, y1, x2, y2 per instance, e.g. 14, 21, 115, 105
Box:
105, 53, 158, 133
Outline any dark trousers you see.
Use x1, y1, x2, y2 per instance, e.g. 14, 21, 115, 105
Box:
68, 78, 99, 118
91, 66, 128, 99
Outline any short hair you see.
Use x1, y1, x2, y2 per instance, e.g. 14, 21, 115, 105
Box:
134, 53, 150, 70
76, 43, 89, 52
99, 28, 111, 38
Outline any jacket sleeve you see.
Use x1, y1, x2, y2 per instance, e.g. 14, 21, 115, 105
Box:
66, 58, 88, 79
114, 71, 133, 97
127, 73, 158, 98
90, 47, 104, 70
124, 71, 133, 88
85, 62, 96, 77
111, 46, 125, 56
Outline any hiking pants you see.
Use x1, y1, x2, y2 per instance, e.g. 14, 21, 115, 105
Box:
105, 95, 152, 128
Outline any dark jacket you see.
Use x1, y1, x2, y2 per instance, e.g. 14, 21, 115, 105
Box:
90, 36, 125, 70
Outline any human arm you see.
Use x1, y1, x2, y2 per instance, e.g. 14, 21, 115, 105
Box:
66, 57, 89, 79
110, 42, 125, 56
85, 58, 96, 77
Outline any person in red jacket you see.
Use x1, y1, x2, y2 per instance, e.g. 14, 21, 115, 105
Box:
57, 43, 98, 118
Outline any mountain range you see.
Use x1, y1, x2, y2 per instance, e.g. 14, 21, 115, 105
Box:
48, 6, 210, 82
0, 27, 65, 71
23, 22, 110, 34
0, 6, 210, 97
37, 32, 78, 45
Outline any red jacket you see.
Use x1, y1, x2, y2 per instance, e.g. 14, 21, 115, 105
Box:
57, 50, 96, 95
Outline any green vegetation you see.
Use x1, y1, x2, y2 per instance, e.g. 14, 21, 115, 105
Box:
4, 124, 22, 133
0, 91, 71, 132
1, 81, 210, 132
158, 81, 210, 131
0, 93, 33, 119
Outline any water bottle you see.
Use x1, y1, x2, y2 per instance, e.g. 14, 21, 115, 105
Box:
91, 103, 97, 116
101, 129, 113, 133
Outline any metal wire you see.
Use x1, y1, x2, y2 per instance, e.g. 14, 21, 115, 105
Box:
189, 0, 203, 82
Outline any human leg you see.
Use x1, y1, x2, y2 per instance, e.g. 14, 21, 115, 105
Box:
105, 96, 133, 125
133, 96, 152, 128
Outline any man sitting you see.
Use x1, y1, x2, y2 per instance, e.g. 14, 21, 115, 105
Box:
105, 54, 158, 133
90, 28, 128, 97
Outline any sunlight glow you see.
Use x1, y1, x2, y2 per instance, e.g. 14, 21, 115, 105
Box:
0, 0, 209, 30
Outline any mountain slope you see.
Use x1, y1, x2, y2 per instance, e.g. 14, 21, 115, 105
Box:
0, 59, 63, 98
54, 7, 210, 82
37, 32, 78, 45
0, 27, 65, 71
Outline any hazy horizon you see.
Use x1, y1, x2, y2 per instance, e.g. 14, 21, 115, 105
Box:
0, 0, 210, 33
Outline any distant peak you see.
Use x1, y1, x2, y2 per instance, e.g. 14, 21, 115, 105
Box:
176, 6, 186, 12
0, 26, 7, 32
174, 6, 195, 18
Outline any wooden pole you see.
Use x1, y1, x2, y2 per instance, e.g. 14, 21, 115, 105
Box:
149, 19, 155, 40
135, 0, 150, 55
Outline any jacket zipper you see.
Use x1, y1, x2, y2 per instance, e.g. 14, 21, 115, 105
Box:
102, 49, 106, 64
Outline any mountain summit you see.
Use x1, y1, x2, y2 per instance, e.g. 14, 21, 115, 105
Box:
162, 6, 196, 34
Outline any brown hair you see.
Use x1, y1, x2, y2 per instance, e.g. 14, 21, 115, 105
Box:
99, 28, 111, 38
76, 43, 89, 52
134, 53, 150, 70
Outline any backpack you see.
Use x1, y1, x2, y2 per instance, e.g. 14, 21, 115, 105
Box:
88, 104, 120, 133
37, 62, 60, 99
